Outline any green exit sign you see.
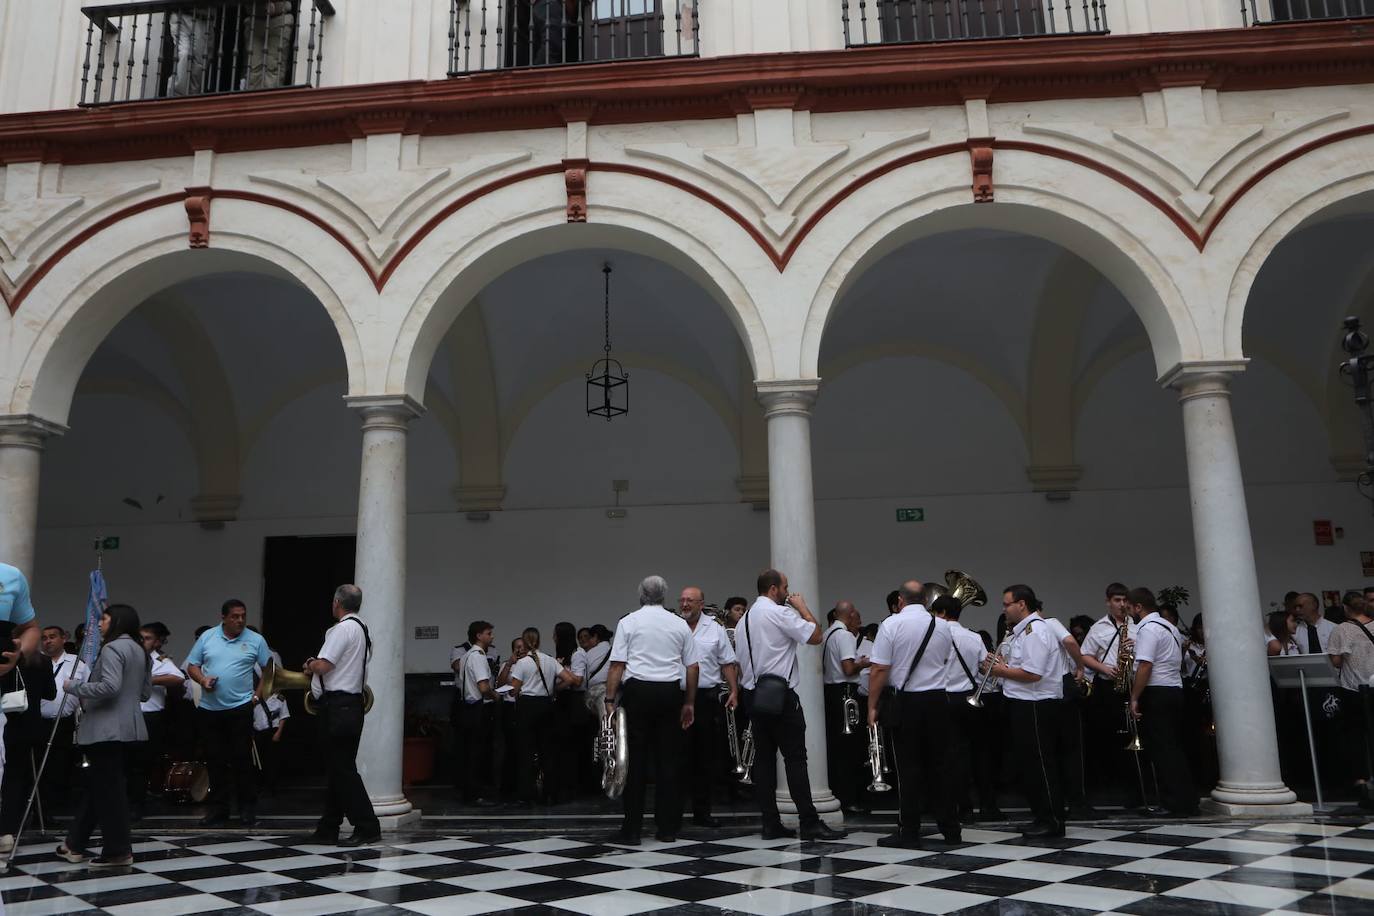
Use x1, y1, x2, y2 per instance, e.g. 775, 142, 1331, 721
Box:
97, 537, 120, 550
895, 508, 925, 523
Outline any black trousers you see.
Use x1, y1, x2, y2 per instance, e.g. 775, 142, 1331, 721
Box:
199, 703, 256, 816
823, 684, 865, 808
253, 730, 282, 794
495, 701, 519, 800
67, 741, 131, 857
684, 688, 722, 817
948, 691, 996, 812
1087, 678, 1145, 804
1058, 679, 1087, 809
1341, 687, 1374, 787
1140, 686, 1197, 814
0, 723, 38, 835
316, 693, 378, 836
516, 695, 556, 803
745, 687, 819, 828
38, 716, 76, 810
892, 690, 958, 837
621, 679, 684, 836
1007, 697, 1064, 828
125, 710, 166, 816
457, 701, 496, 801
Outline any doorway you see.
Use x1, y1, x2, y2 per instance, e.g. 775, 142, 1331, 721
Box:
261, 534, 356, 667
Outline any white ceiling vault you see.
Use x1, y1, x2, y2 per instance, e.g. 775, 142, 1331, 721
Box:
34, 216, 1374, 528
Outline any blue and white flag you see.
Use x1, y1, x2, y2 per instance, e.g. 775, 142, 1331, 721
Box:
80, 570, 106, 668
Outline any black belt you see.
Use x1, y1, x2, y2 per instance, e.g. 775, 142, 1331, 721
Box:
899, 688, 945, 696
322, 689, 362, 698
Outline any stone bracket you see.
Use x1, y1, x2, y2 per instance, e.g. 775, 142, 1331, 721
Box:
563, 158, 589, 223
969, 139, 994, 203
454, 485, 507, 513
184, 186, 213, 248
735, 475, 769, 510
1026, 465, 1083, 493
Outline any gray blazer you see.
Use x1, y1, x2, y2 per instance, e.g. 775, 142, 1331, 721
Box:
71, 634, 151, 745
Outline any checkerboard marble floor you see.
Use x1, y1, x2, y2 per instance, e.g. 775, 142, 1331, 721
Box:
2, 819, 1373, 915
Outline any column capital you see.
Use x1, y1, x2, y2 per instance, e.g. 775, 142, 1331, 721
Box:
0, 414, 67, 449
755, 379, 820, 419
1160, 360, 1248, 401
345, 395, 425, 430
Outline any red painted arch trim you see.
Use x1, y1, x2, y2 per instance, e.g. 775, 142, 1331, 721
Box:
1201, 123, 1374, 247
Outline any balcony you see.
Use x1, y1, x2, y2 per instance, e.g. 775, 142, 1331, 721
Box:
1244, 1, 1374, 23
841, 0, 1109, 47
78, 1, 335, 106
447, 0, 699, 76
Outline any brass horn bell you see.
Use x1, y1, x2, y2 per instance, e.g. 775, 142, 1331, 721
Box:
260, 661, 375, 715
922, 570, 988, 610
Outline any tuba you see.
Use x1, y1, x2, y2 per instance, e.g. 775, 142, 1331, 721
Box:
924, 569, 988, 610
597, 706, 629, 798
260, 661, 374, 716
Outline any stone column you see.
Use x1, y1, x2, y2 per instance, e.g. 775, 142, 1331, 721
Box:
756, 379, 840, 823
0, 415, 65, 579
1165, 366, 1307, 816
347, 395, 424, 827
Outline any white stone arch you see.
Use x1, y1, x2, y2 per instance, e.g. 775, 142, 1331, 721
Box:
797, 187, 1197, 380
384, 202, 774, 403
6, 205, 370, 425
1220, 150, 1374, 359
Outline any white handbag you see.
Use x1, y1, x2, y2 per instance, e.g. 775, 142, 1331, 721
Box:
1, 668, 28, 715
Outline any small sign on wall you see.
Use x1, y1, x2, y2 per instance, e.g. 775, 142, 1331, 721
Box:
414, 625, 439, 640
1363, 552, 1374, 577
1314, 520, 1334, 546
895, 508, 925, 523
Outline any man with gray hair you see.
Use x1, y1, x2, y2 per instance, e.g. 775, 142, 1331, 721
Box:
303, 584, 380, 846
604, 575, 700, 845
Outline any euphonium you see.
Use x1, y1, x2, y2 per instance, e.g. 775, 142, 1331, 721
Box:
841, 691, 860, 736
866, 724, 892, 792
261, 661, 374, 715
922, 569, 987, 610
598, 706, 629, 798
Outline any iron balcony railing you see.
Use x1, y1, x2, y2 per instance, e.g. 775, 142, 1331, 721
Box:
79, 0, 335, 106
448, 0, 699, 76
1244, 0, 1374, 23
842, 0, 1108, 46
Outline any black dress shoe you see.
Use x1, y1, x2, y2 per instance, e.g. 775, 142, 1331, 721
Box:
1066, 805, 1099, 821
198, 813, 229, 828
760, 824, 797, 840
1019, 820, 1065, 838
876, 832, 922, 849
340, 832, 382, 848
691, 815, 721, 829
979, 808, 1006, 822
655, 832, 677, 842
800, 821, 848, 841
941, 830, 963, 844
473, 798, 500, 808
842, 804, 870, 816
604, 830, 641, 846
308, 830, 339, 844
239, 811, 258, 828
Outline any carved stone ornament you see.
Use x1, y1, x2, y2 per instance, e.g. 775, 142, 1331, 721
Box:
564, 159, 589, 223
184, 187, 212, 248
969, 140, 994, 203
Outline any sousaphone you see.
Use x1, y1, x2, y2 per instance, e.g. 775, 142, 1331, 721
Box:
260, 661, 375, 715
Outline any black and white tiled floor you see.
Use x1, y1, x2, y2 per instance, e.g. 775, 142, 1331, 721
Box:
3, 819, 1374, 915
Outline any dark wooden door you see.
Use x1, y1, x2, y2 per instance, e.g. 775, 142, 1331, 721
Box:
261, 534, 355, 668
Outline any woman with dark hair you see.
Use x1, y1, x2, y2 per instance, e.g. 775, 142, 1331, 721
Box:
0, 624, 55, 850
551, 621, 585, 802
1267, 610, 1299, 656
55, 604, 151, 867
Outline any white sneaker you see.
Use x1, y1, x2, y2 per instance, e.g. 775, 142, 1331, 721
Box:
0, 835, 14, 853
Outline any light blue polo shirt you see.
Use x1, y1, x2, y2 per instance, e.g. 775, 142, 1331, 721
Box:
185, 624, 271, 711
0, 564, 36, 627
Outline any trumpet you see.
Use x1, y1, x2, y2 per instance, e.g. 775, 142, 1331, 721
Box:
841, 690, 861, 736
726, 704, 745, 777
968, 626, 1025, 708
866, 724, 892, 792
738, 724, 756, 785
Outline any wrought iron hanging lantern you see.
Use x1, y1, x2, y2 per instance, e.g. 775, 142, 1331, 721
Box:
586, 263, 628, 421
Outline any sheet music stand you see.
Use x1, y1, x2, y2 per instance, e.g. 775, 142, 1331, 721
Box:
1269, 655, 1340, 813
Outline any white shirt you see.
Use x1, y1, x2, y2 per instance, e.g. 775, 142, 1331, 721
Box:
609, 605, 696, 683
450, 644, 468, 689
1134, 612, 1184, 688
252, 693, 291, 731
736, 596, 815, 690
871, 604, 953, 693
822, 621, 859, 685
462, 646, 494, 703
1002, 613, 1063, 701
1041, 615, 1074, 677
1293, 615, 1338, 654
573, 641, 613, 688
1081, 615, 1137, 673
856, 637, 875, 695
510, 651, 564, 697
689, 615, 736, 689
43, 652, 88, 719
943, 621, 987, 693
312, 613, 369, 697
140, 654, 185, 713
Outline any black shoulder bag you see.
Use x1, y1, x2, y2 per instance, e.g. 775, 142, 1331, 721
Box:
878, 616, 937, 729
745, 610, 795, 717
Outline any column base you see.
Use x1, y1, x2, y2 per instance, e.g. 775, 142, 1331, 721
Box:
1201, 798, 1313, 818
370, 793, 416, 818
777, 789, 842, 828
376, 809, 423, 832
1203, 783, 1309, 818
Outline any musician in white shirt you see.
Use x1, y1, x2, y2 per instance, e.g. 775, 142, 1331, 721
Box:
933, 595, 999, 822
983, 584, 1066, 838
509, 627, 574, 807
456, 621, 499, 806
603, 576, 698, 845
736, 569, 846, 842
1128, 587, 1198, 816
679, 586, 737, 829
822, 601, 869, 815
39, 625, 87, 803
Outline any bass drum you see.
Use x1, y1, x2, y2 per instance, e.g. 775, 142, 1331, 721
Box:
164, 761, 210, 804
